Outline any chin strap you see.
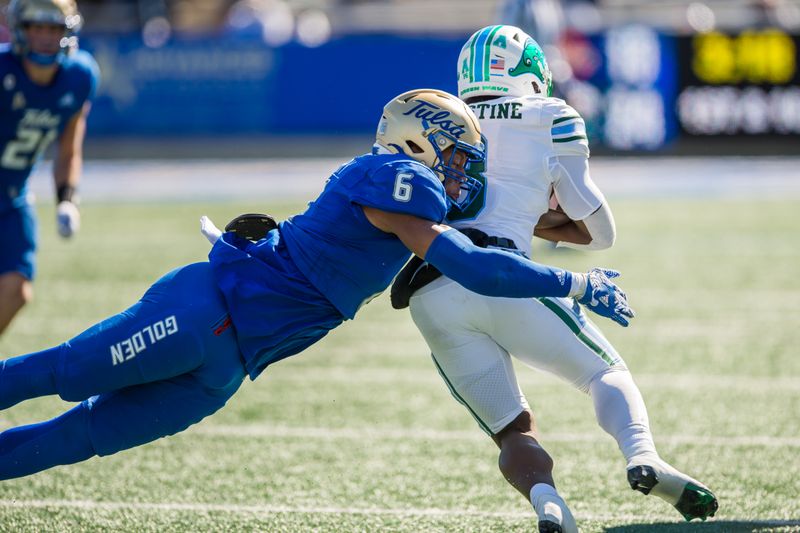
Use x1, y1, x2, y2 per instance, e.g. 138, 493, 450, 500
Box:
26, 51, 64, 66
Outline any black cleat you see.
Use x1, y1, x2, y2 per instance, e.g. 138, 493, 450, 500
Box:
674, 482, 719, 522
627, 464, 719, 522
627, 464, 658, 495
538, 519, 563, 533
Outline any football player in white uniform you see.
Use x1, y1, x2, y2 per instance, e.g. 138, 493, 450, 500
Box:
391, 25, 717, 532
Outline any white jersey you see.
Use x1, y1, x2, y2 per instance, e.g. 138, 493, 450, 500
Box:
407, 97, 628, 443
449, 95, 598, 258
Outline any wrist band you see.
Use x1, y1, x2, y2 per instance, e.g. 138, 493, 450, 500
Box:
57, 184, 76, 203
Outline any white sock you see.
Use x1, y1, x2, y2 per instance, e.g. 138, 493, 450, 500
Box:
589, 367, 658, 463
530, 483, 579, 533
589, 368, 707, 505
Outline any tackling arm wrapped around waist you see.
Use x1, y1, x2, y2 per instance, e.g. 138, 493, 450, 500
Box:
424, 229, 574, 299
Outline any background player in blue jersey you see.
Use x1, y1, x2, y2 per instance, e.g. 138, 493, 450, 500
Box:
0, 88, 632, 480
0, 0, 99, 335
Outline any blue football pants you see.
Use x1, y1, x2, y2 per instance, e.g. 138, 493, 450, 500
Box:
0, 204, 37, 279
0, 262, 246, 479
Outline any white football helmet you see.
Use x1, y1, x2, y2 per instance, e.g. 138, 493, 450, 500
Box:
376, 88, 485, 210
457, 25, 553, 100
7, 0, 82, 65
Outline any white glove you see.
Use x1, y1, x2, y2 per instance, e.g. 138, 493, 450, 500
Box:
56, 201, 80, 238
200, 215, 222, 245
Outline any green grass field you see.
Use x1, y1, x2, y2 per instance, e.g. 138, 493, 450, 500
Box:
0, 198, 798, 532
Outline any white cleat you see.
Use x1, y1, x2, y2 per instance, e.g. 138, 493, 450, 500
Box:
531, 483, 579, 533
627, 455, 718, 521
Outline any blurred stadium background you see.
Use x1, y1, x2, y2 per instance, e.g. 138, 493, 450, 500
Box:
1, 1, 800, 531
4, 0, 800, 157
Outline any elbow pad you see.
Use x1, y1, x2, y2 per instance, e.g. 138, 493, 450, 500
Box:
424, 230, 573, 298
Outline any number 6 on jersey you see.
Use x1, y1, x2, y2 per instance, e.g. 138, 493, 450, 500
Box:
393, 172, 414, 202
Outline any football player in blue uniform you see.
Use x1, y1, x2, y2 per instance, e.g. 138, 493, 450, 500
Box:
0, 0, 99, 335
0, 89, 633, 480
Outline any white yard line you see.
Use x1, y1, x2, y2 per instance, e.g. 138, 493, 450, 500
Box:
26, 157, 800, 202
0, 499, 799, 526
262, 369, 800, 392
192, 424, 800, 448
0, 498, 530, 519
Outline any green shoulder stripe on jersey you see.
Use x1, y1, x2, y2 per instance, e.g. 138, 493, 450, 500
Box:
553, 135, 588, 143
537, 298, 617, 366
551, 118, 583, 137
552, 115, 580, 125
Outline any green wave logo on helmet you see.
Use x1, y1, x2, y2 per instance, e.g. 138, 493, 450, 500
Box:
508, 38, 553, 96
457, 25, 553, 99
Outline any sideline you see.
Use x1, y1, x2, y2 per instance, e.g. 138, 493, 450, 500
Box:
188, 424, 800, 448
26, 157, 800, 202
1, 499, 799, 527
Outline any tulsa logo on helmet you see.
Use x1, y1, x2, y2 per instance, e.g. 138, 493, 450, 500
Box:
375, 89, 487, 210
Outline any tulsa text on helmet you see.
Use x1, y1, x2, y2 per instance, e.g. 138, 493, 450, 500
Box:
402, 101, 466, 138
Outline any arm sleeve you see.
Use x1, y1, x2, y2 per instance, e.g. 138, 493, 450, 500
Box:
424, 229, 573, 298
549, 154, 604, 220
556, 201, 617, 251
549, 154, 616, 250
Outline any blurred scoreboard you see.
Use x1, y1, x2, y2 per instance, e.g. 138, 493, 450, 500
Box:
677, 29, 800, 137
574, 25, 799, 150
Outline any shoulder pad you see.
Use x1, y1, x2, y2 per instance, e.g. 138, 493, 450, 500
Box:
545, 98, 590, 157
66, 51, 100, 79
62, 50, 101, 102
351, 155, 448, 223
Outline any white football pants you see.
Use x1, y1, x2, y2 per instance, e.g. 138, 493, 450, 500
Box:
410, 276, 631, 436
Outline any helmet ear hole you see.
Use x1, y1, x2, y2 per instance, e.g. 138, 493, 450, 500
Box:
405, 140, 425, 154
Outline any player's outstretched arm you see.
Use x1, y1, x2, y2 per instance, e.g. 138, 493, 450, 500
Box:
363, 206, 634, 325
53, 102, 91, 239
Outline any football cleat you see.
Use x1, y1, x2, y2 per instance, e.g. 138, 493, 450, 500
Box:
627, 464, 658, 496
531, 484, 579, 533
224, 213, 278, 241
538, 519, 563, 533
674, 482, 719, 522
627, 462, 718, 521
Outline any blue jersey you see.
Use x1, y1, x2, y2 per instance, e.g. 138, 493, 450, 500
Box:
209, 153, 448, 378
281, 153, 448, 317
0, 45, 99, 211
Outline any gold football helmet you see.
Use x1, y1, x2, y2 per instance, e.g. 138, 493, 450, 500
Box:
376, 89, 485, 209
